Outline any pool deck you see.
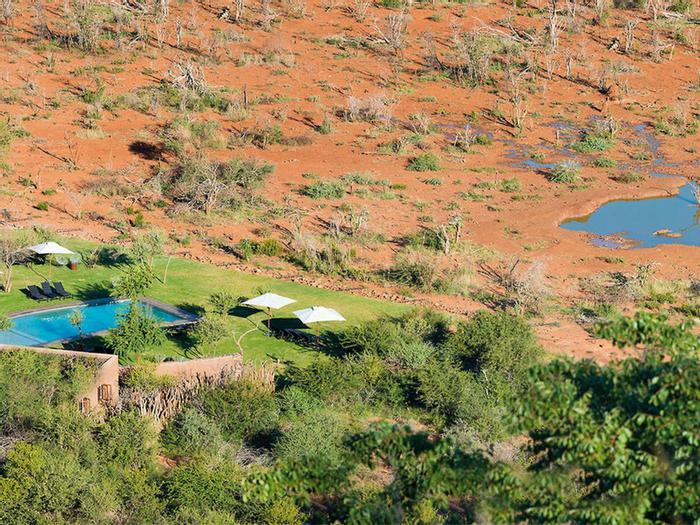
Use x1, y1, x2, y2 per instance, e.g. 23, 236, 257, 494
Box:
3, 296, 199, 348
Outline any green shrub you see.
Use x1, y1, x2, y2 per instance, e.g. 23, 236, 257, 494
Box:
274, 410, 348, 464
0, 315, 12, 331
198, 381, 279, 443
209, 291, 238, 315
387, 250, 437, 290
443, 311, 542, 395
341, 172, 389, 186
35, 201, 49, 211
500, 177, 521, 193
612, 172, 645, 183
98, 410, 158, 469
164, 156, 274, 214
0, 350, 95, 432
594, 156, 617, 168
287, 358, 365, 406
255, 238, 284, 256
417, 362, 499, 432
474, 134, 492, 146
548, 161, 580, 183
301, 180, 346, 199
161, 408, 223, 457
162, 461, 247, 515
162, 118, 225, 154
407, 153, 441, 172
570, 132, 614, 153
189, 315, 227, 349
105, 303, 166, 363
316, 117, 332, 135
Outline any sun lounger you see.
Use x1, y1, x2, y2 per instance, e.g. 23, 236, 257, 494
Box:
52, 282, 72, 298
26, 285, 48, 301
40, 281, 58, 299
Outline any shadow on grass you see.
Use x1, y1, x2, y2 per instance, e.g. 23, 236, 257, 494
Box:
231, 305, 260, 319
73, 281, 113, 301
166, 329, 201, 359
175, 302, 206, 317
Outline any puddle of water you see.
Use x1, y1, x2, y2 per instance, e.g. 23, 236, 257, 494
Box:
561, 184, 700, 248
632, 123, 661, 154
522, 158, 558, 170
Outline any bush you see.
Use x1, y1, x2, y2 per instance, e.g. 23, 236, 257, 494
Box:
162, 118, 225, 155
198, 381, 279, 443
387, 250, 437, 290
443, 311, 542, 398
0, 350, 95, 432
0, 314, 12, 331
209, 291, 238, 315
164, 155, 274, 214
274, 410, 349, 464
407, 153, 441, 172
104, 303, 166, 363
239, 237, 284, 259
500, 177, 521, 193
162, 461, 248, 516
612, 172, 645, 183
189, 315, 227, 349
161, 408, 223, 457
570, 131, 614, 153
301, 180, 346, 199
339, 309, 449, 358
417, 362, 499, 431
98, 410, 158, 469
548, 161, 580, 183
594, 156, 617, 168
287, 359, 365, 406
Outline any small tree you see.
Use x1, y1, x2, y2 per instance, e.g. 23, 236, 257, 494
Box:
0, 235, 29, 293
69, 310, 85, 349
0, 314, 12, 331
105, 304, 166, 363
112, 264, 154, 299
129, 230, 165, 270
491, 312, 700, 524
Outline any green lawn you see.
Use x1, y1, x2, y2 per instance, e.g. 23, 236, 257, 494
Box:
0, 245, 408, 366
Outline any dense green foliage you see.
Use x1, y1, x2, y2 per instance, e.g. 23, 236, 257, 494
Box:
105, 303, 166, 362
0, 311, 697, 523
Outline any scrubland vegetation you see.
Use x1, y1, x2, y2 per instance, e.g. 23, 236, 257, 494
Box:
0, 0, 699, 521
0, 310, 698, 523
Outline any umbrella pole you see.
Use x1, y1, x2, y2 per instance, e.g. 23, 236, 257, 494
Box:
267, 307, 272, 332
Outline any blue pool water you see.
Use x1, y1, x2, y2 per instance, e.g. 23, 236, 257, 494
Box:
562, 184, 700, 248
0, 300, 185, 346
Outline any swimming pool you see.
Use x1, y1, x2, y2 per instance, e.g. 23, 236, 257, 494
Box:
0, 298, 197, 347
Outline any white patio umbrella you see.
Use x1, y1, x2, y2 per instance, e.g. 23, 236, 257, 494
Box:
241, 293, 296, 330
293, 306, 346, 340
28, 242, 74, 280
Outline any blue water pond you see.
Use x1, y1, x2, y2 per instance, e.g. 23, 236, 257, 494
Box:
561, 184, 700, 249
